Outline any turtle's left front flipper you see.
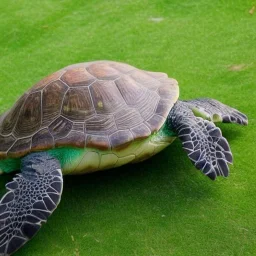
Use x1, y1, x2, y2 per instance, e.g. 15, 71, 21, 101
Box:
0, 152, 63, 256
185, 98, 248, 125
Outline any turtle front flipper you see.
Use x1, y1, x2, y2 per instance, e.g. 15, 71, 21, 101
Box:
184, 98, 248, 125
168, 101, 233, 180
0, 152, 63, 256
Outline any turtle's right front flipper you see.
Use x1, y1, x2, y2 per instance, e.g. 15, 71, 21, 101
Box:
168, 101, 233, 180
0, 152, 63, 256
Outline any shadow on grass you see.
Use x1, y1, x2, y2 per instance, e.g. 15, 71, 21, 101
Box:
217, 123, 245, 143
61, 140, 217, 214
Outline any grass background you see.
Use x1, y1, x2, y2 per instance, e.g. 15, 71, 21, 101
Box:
0, 0, 255, 255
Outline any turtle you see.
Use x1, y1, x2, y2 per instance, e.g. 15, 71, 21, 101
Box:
0, 60, 248, 255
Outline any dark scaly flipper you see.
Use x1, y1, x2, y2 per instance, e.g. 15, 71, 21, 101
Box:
184, 98, 248, 125
0, 152, 63, 256
168, 100, 241, 180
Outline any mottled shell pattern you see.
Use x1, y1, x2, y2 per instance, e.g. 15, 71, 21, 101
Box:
0, 61, 179, 159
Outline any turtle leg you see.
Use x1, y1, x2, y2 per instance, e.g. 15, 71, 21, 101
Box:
0, 152, 63, 256
184, 98, 248, 125
168, 100, 235, 180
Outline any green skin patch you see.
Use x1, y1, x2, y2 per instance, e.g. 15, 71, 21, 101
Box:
0, 122, 176, 175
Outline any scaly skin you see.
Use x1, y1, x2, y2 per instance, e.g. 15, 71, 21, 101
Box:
167, 99, 248, 180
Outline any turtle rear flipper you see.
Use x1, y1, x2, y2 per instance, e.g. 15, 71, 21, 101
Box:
185, 98, 248, 125
169, 101, 233, 180
0, 152, 63, 256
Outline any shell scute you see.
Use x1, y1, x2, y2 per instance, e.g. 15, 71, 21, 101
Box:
130, 70, 160, 90
90, 81, 126, 114
48, 116, 73, 140
42, 80, 69, 126
86, 62, 120, 80
114, 108, 144, 130
115, 75, 147, 106
72, 123, 84, 132
85, 115, 117, 135
14, 92, 41, 138
31, 128, 54, 151
135, 91, 160, 120
62, 87, 95, 121
61, 68, 96, 87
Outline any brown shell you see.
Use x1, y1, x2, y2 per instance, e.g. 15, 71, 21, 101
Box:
0, 61, 179, 159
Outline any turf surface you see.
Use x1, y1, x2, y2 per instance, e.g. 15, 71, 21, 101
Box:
0, 0, 255, 255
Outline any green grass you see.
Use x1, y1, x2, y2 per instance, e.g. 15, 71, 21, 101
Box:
0, 0, 256, 255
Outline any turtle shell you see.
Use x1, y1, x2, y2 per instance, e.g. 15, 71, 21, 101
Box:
0, 61, 179, 159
